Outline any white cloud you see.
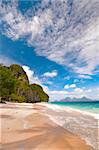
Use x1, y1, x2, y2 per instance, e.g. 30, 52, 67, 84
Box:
22, 65, 41, 84
64, 84, 76, 89
78, 74, 92, 79
0, 1, 99, 76
70, 84, 76, 88
43, 70, 58, 78
50, 91, 68, 95
22, 65, 48, 92
64, 85, 69, 89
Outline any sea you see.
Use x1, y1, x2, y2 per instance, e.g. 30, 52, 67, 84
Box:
50, 101, 99, 114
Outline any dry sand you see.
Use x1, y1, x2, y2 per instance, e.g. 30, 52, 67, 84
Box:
0, 103, 94, 150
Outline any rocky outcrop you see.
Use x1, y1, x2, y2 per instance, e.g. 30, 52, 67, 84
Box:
30, 84, 49, 102
10, 64, 29, 84
0, 64, 49, 103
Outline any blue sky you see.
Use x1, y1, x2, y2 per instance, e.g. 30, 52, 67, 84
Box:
0, 0, 99, 101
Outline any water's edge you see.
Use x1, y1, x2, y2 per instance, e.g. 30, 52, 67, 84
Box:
40, 103, 99, 150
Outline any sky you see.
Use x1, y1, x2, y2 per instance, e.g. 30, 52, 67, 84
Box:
0, 0, 99, 101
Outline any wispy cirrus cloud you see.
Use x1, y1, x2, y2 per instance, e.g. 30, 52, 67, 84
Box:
0, 0, 99, 76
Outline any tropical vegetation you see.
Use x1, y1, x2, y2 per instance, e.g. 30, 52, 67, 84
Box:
0, 64, 49, 103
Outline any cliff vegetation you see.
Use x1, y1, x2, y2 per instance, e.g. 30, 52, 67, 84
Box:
0, 64, 49, 103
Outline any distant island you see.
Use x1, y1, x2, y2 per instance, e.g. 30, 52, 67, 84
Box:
59, 96, 98, 102
0, 64, 49, 103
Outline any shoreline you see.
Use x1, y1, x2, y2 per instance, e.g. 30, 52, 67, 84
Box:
40, 103, 99, 150
42, 102, 99, 119
0, 102, 96, 150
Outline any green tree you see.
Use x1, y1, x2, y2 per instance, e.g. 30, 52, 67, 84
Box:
0, 65, 18, 99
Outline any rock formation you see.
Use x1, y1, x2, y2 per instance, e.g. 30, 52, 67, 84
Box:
0, 64, 49, 103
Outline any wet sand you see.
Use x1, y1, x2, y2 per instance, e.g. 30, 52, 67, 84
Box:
0, 103, 94, 150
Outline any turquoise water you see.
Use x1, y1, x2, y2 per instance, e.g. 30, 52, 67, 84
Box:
50, 101, 99, 114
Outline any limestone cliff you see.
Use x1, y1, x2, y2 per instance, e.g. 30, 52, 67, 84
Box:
0, 64, 49, 103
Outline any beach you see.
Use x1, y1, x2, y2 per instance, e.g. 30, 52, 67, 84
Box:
0, 102, 98, 150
